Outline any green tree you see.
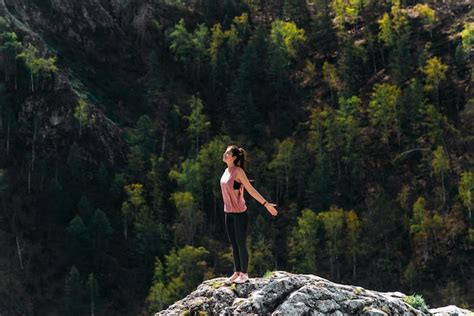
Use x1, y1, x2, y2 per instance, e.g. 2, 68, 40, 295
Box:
185, 95, 211, 153
336, 96, 360, 159
432, 146, 449, 206
232, 13, 250, 37
66, 215, 91, 266
74, 96, 95, 138
459, 171, 474, 225
421, 56, 448, 106
226, 39, 263, 140
413, 4, 436, 38
169, 19, 193, 74
390, 32, 412, 84
134, 204, 168, 258
410, 197, 429, 262
345, 210, 361, 279
331, 0, 346, 34
126, 145, 145, 182
338, 42, 367, 96
126, 114, 157, 160
269, 138, 296, 202
248, 236, 274, 276
191, 24, 209, 79
311, 0, 337, 57
147, 245, 210, 312
368, 83, 401, 144
64, 266, 86, 316
169, 158, 203, 205
288, 208, 319, 273
270, 20, 306, 59
318, 206, 344, 280
422, 104, 446, 146
461, 22, 473, 62
0, 26, 21, 87
170, 192, 204, 246
88, 209, 113, 253
323, 61, 341, 103
122, 183, 146, 240
282, 0, 308, 24
399, 79, 425, 140
16, 43, 58, 92
378, 12, 394, 47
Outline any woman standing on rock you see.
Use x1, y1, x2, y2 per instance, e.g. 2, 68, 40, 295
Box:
221, 145, 278, 284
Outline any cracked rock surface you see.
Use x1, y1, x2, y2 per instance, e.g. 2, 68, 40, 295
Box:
156, 271, 473, 315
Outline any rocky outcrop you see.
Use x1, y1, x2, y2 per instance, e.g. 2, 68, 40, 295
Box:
157, 271, 473, 315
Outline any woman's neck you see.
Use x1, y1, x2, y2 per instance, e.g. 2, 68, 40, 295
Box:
226, 163, 235, 169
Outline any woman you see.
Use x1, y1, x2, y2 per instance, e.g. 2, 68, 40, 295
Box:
220, 145, 278, 284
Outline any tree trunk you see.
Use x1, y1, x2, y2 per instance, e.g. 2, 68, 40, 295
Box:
123, 217, 128, 240
30, 72, 34, 92
6, 115, 10, 155
441, 170, 445, 206
16, 236, 24, 270
353, 253, 356, 280
160, 124, 167, 159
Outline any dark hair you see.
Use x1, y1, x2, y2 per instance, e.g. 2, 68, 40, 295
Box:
228, 145, 246, 170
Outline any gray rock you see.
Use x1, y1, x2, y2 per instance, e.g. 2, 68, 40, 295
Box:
156, 271, 472, 316
429, 305, 474, 316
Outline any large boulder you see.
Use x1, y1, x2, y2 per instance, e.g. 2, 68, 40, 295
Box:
156, 271, 473, 315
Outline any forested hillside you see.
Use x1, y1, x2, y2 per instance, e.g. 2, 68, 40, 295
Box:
0, 0, 472, 314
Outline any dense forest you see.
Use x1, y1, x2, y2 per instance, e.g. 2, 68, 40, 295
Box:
0, 0, 472, 314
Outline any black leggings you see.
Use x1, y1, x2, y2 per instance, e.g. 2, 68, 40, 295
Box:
225, 211, 249, 273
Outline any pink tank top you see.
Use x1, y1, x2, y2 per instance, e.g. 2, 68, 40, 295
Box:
220, 166, 247, 213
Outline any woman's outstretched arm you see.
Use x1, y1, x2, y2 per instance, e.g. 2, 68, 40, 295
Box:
235, 168, 278, 216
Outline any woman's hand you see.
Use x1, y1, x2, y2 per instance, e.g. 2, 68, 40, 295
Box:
265, 203, 278, 216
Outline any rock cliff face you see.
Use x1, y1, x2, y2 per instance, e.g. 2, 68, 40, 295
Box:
157, 271, 473, 315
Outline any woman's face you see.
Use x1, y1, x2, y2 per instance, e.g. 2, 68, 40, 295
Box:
223, 147, 236, 164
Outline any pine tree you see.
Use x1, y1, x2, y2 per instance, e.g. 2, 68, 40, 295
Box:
66, 215, 91, 266
399, 79, 425, 140
169, 19, 193, 74
88, 209, 113, 253
338, 42, 368, 96
64, 266, 86, 316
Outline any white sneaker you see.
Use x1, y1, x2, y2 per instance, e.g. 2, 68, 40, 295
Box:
224, 272, 240, 285
234, 273, 249, 284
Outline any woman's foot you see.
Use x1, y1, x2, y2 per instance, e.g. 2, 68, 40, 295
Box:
234, 272, 249, 284
224, 272, 240, 285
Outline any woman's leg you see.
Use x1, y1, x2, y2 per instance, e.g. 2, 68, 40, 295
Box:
225, 213, 241, 272
234, 212, 249, 273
